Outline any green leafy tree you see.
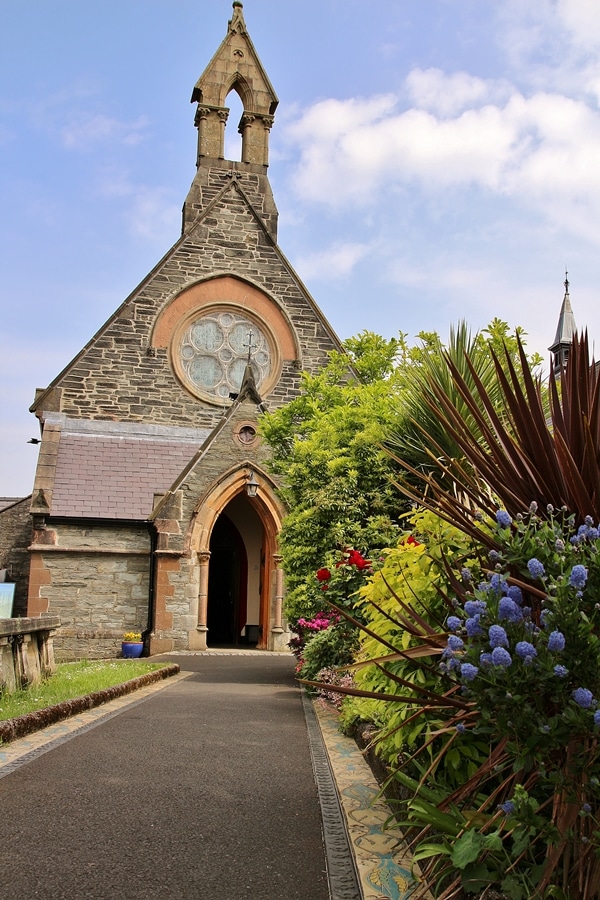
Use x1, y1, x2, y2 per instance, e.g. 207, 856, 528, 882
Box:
260, 331, 406, 624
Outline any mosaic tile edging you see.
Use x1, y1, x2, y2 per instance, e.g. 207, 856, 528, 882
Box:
313, 699, 432, 900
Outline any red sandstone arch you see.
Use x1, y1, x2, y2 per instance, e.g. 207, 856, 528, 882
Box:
187, 463, 285, 649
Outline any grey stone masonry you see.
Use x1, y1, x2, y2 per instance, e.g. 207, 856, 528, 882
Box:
0, 497, 32, 616
31, 169, 343, 433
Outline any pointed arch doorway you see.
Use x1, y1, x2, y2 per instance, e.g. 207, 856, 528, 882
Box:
207, 495, 262, 647
187, 464, 287, 651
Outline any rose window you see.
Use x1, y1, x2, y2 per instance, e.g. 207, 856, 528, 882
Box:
178, 310, 272, 402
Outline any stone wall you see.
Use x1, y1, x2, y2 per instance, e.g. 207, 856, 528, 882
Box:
0, 497, 32, 617
35, 170, 340, 429
29, 524, 151, 660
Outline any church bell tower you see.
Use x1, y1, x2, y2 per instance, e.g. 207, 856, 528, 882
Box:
183, 2, 279, 238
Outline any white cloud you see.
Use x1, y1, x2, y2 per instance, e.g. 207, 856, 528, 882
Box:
557, 0, 600, 50
96, 169, 180, 244
60, 113, 148, 150
284, 72, 600, 244
294, 241, 370, 280
405, 68, 505, 118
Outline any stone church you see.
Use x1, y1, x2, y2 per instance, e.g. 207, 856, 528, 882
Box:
11, 3, 344, 658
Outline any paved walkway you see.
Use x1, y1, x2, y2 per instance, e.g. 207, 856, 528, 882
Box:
0, 652, 421, 900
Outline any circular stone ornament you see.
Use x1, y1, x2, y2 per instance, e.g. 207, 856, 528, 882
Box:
174, 307, 275, 404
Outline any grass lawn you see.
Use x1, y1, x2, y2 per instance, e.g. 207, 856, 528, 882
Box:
0, 659, 165, 722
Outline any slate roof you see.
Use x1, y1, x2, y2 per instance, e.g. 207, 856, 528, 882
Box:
50, 425, 209, 520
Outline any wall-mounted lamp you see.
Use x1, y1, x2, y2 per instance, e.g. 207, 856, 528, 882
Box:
246, 470, 259, 498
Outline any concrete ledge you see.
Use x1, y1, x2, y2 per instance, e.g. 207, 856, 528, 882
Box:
0, 616, 61, 692
0, 616, 61, 637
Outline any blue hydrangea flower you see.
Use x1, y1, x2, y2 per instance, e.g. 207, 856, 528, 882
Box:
554, 665, 569, 678
515, 641, 537, 661
582, 803, 592, 813
480, 652, 493, 666
447, 635, 464, 651
490, 573, 506, 592
447, 657, 461, 672
569, 565, 588, 589
573, 687, 594, 709
555, 539, 565, 552
460, 663, 479, 682
455, 722, 466, 733
540, 609, 551, 628
489, 625, 509, 648
506, 585, 523, 605
446, 616, 462, 632
547, 631, 565, 652
499, 800, 515, 815
585, 515, 594, 526
464, 600, 487, 617
460, 568, 472, 582
465, 616, 483, 637
491, 647, 512, 667
488, 550, 501, 562
498, 597, 523, 623
594, 710, 600, 728
527, 558, 545, 579
496, 510, 512, 528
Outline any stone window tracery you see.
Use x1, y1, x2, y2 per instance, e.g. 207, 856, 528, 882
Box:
176, 309, 273, 403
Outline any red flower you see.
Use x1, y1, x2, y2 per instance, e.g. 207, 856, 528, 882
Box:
405, 535, 421, 547
321, 584, 329, 591
347, 549, 371, 569
316, 567, 331, 582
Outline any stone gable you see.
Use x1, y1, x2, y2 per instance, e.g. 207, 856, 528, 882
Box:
32, 176, 341, 431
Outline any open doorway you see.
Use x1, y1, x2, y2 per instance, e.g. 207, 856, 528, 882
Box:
206, 495, 264, 647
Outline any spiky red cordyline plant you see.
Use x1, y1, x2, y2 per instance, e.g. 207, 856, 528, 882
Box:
389, 332, 600, 537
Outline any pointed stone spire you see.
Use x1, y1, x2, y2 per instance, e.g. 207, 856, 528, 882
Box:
549, 270, 577, 377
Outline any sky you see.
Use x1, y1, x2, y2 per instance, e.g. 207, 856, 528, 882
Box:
2, 0, 600, 495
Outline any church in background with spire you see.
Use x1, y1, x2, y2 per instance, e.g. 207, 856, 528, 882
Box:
3, 2, 344, 658
549, 272, 578, 378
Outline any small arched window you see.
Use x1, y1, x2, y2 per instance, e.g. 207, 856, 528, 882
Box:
224, 88, 244, 162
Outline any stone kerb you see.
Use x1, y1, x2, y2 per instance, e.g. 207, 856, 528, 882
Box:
0, 616, 61, 692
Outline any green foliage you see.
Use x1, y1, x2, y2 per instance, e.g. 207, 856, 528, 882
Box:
390, 319, 544, 490
335, 506, 600, 898
341, 510, 487, 786
298, 624, 359, 682
261, 323, 542, 627
260, 331, 408, 622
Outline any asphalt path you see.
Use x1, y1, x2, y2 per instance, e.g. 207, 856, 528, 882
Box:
0, 654, 330, 900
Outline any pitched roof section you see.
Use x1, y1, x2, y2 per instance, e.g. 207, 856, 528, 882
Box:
49, 421, 210, 520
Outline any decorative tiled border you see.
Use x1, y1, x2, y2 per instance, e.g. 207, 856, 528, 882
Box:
313, 698, 431, 900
